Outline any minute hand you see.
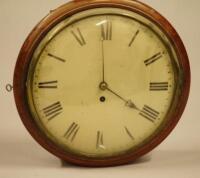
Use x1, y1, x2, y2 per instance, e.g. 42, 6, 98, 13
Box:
101, 40, 105, 82
106, 87, 140, 111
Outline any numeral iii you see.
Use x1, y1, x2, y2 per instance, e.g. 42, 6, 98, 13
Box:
150, 82, 169, 91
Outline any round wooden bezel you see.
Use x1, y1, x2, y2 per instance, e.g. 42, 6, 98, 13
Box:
14, 0, 190, 167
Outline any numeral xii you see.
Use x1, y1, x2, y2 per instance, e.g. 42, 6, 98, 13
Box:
101, 20, 112, 41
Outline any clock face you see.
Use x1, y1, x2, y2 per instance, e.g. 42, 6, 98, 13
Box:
26, 8, 179, 158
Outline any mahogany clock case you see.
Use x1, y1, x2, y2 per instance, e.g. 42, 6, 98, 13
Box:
13, 0, 190, 167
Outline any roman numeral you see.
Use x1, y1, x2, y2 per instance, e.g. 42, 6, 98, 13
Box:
71, 28, 86, 46
64, 122, 80, 142
150, 82, 169, 91
129, 30, 140, 47
96, 131, 105, 149
43, 102, 62, 120
125, 127, 134, 140
139, 105, 159, 122
48, 53, 66, 63
38, 81, 58, 89
144, 52, 163, 66
101, 20, 112, 41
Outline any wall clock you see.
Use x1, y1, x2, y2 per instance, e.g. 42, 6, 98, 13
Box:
14, 0, 190, 167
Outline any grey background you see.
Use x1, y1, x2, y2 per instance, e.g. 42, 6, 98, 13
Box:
0, 0, 199, 178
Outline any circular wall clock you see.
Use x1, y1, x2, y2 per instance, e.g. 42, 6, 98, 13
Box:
14, 0, 190, 167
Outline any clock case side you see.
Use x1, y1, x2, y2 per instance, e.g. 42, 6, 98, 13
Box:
13, 0, 190, 167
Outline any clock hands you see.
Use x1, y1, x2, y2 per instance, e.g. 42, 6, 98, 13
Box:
99, 37, 139, 111
101, 39, 105, 82
99, 82, 140, 111
107, 87, 139, 110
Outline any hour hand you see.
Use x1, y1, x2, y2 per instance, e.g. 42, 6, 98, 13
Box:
99, 82, 140, 110
125, 100, 140, 111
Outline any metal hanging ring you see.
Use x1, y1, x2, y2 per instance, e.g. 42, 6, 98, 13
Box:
6, 84, 13, 92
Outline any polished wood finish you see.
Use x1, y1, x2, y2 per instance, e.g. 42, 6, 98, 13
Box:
13, 0, 190, 167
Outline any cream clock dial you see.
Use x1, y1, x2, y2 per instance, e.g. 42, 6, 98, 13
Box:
14, 0, 190, 167
27, 8, 175, 157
